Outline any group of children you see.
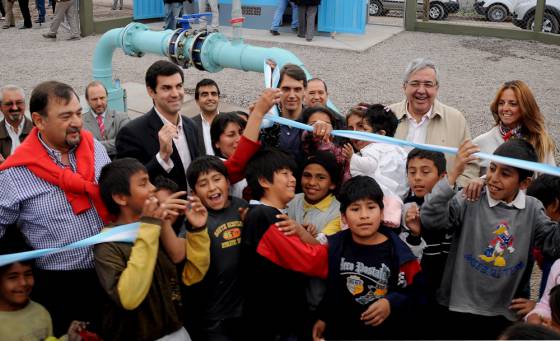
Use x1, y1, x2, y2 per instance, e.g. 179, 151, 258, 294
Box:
2, 93, 560, 341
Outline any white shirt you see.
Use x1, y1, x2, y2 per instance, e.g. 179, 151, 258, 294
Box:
154, 108, 192, 175
91, 110, 106, 121
5, 119, 25, 155
405, 105, 434, 144
350, 142, 409, 199
200, 112, 218, 156
487, 188, 526, 209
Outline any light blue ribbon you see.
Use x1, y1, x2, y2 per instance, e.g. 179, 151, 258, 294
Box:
264, 114, 560, 177
2, 114, 559, 266
0, 222, 140, 267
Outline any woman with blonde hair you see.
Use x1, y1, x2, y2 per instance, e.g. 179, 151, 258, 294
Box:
474, 80, 556, 173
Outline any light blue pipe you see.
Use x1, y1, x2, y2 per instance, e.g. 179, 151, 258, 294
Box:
93, 23, 175, 112
199, 33, 307, 73
92, 22, 339, 113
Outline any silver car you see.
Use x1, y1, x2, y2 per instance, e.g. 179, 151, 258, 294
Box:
512, 0, 560, 33
368, 0, 460, 20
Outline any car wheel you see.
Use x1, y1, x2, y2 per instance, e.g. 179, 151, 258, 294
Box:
526, 12, 560, 33
429, 3, 446, 20
369, 0, 384, 16
486, 4, 508, 22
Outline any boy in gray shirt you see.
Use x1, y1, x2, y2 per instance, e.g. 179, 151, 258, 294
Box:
421, 139, 560, 339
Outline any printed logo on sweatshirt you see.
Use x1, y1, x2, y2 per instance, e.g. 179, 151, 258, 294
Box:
464, 254, 524, 278
214, 220, 243, 249
462, 221, 523, 278
478, 221, 515, 267
341, 257, 390, 305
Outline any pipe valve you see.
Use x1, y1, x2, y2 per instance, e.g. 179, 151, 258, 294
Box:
177, 13, 213, 30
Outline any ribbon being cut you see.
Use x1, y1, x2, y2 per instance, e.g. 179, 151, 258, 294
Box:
1, 113, 559, 266
0, 222, 140, 267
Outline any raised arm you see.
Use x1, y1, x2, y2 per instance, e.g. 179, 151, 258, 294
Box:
456, 125, 481, 187
224, 88, 282, 183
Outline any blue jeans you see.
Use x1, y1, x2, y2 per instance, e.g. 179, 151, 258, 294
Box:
164, 2, 183, 30
36, 0, 45, 20
270, 0, 298, 31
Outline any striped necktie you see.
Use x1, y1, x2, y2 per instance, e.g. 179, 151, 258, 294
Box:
96, 114, 105, 139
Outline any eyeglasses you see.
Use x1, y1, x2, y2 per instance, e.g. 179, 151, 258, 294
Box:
406, 81, 437, 89
1, 100, 25, 107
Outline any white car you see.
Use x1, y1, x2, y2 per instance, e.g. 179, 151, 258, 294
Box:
512, 0, 560, 33
368, 0, 460, 20
473, 0, 517, 21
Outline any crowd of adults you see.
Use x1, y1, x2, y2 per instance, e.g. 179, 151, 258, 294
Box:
0, 55, 557, 341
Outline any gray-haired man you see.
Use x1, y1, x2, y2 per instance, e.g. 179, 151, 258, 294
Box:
0, 85, 33, 161
389, 58, 479, 187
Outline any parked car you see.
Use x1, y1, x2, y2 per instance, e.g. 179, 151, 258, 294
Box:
512, 0, 560, 33
368, 0, 460, 20
473, 0, 517, 22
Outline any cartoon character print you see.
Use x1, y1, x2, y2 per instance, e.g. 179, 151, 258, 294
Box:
346, 264, 390, 305
478, 221, 515, 267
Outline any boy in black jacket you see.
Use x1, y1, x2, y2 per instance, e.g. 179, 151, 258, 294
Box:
241, 147, 318, 340
254, 175, 421, 340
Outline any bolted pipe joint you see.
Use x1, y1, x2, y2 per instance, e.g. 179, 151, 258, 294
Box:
92, 22, 340, 113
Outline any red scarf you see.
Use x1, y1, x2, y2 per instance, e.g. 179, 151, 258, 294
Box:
0, 127, 111, 224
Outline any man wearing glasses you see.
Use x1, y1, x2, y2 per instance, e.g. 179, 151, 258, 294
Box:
0, 85, 33, 162
389, 58, 479, 187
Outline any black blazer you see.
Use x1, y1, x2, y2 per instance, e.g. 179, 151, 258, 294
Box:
191, 114, 206, 154
116, 108, 205, 191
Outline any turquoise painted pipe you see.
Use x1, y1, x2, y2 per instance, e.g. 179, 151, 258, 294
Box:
92, 22, 339, 113
92, 23, 175, 112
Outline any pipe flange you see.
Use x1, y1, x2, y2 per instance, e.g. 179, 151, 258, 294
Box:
199, 32, 227, 73
168, 29, 190, 68
189, 31, 209, 71
121, 23, 147, 57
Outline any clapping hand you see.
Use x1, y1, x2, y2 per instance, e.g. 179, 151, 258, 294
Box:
158, 123, 178, 162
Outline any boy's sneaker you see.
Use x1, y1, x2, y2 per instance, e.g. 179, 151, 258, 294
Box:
42, 32, 56, 39
67, 36, 81, 41
269, 30, 280, 36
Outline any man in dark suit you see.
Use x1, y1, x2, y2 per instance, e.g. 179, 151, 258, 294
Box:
83, 81, 129, 159
116, 60, 204, 191
191, 78, 220, 155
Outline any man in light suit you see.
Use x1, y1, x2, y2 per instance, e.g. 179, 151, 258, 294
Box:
83, 81, 129, 159
116, 60, 204, 192
389, 58, 479, 187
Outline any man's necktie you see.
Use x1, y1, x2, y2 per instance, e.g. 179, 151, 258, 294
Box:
96, 114, 105, 139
